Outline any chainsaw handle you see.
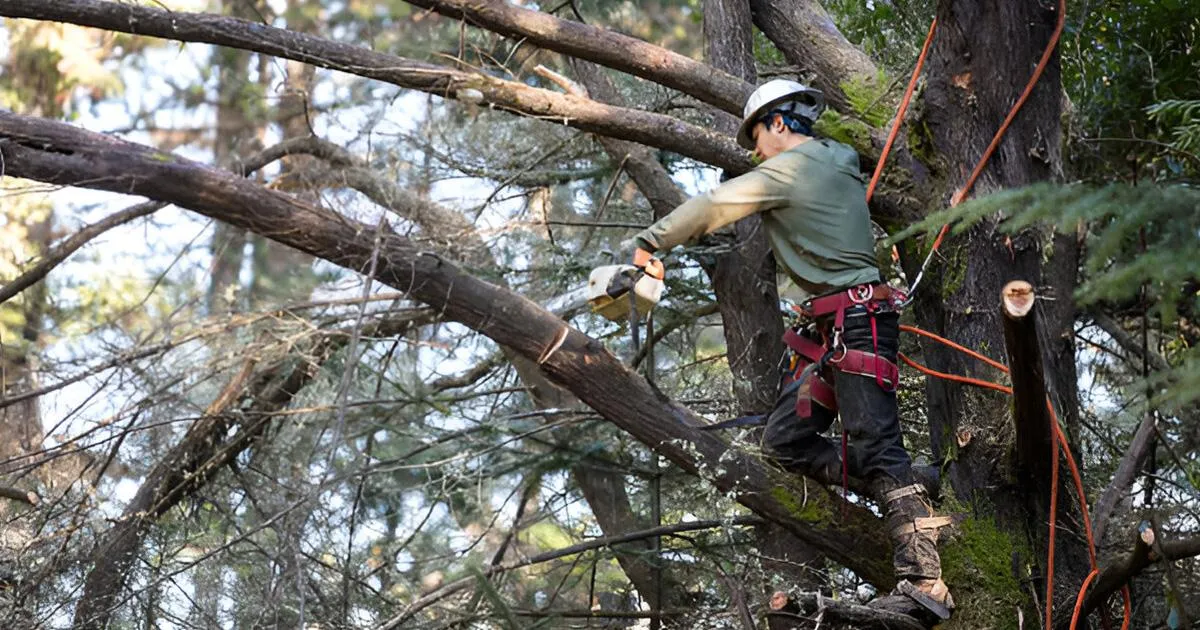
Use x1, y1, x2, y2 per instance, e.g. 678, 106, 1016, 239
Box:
632, 248, 665, 280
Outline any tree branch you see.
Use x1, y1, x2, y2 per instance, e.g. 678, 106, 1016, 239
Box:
71, 310, 434, 630
0, 201, 164, 306
0, 485, 39, 506
402, 0, 750, 114
1068, 524, 1200, 628
0, 0, 751, 173
1090, 413, 1157, 547
0, 111, 896, 591
748, 0, 882, 111
378, 517, 763, 628
1090, 309, 1170, 372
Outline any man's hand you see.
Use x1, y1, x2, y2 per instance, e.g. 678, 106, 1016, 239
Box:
632, 248, 665, 280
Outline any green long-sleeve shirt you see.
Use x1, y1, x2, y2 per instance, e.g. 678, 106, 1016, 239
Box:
633, 138, 880, 296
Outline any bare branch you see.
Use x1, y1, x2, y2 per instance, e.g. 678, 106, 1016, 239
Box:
1068, 523, 1200, 628
0, 485, 39, 506
0, 201, 164, 306
376, 517, 763, 629
748, 0, 882, 111
0, 0, 751, 172
402, 0, 750, 113
0, 111, 897, 591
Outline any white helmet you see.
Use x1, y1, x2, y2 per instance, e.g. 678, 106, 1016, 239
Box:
736, 79, 825, 149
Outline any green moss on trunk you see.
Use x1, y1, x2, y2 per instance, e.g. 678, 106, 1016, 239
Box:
938, 511, 1033, 630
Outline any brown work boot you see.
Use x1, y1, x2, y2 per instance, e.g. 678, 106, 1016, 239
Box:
870, 478, 955, 619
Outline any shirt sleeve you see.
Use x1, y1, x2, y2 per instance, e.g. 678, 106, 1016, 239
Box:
633, 158, 796, 253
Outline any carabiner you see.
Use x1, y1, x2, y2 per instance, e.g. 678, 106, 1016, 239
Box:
828, 328, 847, 363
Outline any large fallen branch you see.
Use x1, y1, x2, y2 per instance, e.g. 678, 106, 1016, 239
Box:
0, 111, 895, 589
0, 0, 750, 173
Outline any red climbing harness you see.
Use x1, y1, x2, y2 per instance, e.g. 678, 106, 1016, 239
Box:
781, 283, 907, 421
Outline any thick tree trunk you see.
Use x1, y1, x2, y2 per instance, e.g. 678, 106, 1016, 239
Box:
248, 0, 318, 308
912, 0, 1087, 616
748, 0, 881, 110
703, 0, 823, 602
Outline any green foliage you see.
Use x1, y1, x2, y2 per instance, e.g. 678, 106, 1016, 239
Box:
1061, 1, 1200, 179
891, 181, 1200, 408
1148, 99, 1200, 155
825, 0, 937, 73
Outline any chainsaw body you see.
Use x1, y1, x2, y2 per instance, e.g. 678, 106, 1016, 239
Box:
587, 264, 663, 322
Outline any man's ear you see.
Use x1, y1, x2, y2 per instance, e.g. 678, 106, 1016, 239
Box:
771, 114, 787, 134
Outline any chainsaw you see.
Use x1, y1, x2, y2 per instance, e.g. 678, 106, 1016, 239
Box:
586, 264, 663, 322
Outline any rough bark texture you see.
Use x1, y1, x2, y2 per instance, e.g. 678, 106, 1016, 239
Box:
913, 0, 1087, 612
918, 0, 1060, 506
403, 0, 751, 114
0, 112, 899, 590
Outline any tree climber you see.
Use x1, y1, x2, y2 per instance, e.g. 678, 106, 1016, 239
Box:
628, 80, 954, 616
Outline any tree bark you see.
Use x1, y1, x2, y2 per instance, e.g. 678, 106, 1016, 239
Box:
0, 111, 899, 590
1000, 280, 1053, 510
913, 0, 1087, 614
748, 0, 881, 111
0, 0, 936, 228
256, 130, 686, 607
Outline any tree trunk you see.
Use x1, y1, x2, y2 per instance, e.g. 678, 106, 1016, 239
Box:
912, 0, 1088, 615
248, 0, 317, 308
703, 0, 784, 416
206, 0, 266, 314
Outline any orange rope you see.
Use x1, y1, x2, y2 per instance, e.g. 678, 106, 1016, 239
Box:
899, 324, 1009, 372
863, 0, 1128, 623
899, 353, 1012, 395
949, 0, 1067, 207
866, 18, 938, 204
1071, 570, 1100, 629
901, 323, 1130, 629
1048, 405, 1062, 629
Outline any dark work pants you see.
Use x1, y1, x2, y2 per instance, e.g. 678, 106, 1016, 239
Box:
762, 308, 913, 485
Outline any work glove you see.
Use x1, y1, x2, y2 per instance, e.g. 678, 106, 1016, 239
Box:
632, 247, 665, 280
